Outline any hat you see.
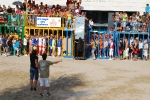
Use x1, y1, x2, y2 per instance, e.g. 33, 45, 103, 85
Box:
33, 46, 37, 50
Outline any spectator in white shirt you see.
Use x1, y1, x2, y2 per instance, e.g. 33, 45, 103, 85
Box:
23, 36, 28, 56
89, 18, 94, 30
103, 39, 108, 58
139, 39, 143, 60
130, 36, 134, 46
143, 39, 148, 61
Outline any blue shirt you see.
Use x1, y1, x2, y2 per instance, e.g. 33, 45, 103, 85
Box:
14, 41, 20, 48
49, 39, 52, 46
57, 39, 62, 47
32, 38, 37, 46
145, 6, 150, 12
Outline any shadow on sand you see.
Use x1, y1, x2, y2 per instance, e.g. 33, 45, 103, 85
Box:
0, 74, 90, 100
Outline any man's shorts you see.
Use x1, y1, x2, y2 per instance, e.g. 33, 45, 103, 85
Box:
91, 48, 96, 53
30, 67, 38, 81
40, 78, 50, 87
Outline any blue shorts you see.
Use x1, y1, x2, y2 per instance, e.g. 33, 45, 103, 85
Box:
30, 67, 38, 81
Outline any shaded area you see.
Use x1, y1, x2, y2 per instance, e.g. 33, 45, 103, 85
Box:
0, 74, 90, 100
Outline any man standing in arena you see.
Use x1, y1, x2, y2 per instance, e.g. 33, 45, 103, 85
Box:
38, 53, 62, 98
30, 47, 39, 91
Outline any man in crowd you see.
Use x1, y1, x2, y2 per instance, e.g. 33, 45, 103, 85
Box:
49, 36, 53, 56
66, 11, 73, 29
124, 38, 129, 60
14, 39, 21, 57
109, 39, 114, 60
0, 34, 2, 55
57, 36, 62, 57
143, 39, 148, 61
145, 4, 150, 17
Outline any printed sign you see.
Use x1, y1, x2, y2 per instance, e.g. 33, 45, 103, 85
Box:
75, 17, 85, 39
36, 17, 61, 27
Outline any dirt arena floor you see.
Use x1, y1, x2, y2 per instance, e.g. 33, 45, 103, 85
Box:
0, 56, 150, 100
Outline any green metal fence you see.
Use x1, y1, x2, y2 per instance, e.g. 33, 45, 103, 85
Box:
0, 14, 25, 26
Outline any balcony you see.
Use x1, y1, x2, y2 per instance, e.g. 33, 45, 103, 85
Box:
0, 14, 25, 26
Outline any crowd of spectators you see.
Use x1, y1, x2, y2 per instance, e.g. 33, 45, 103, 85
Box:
0, 0, 85, 28
112, 4, 150, 32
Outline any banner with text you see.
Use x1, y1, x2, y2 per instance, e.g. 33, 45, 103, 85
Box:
36, 17, 61, 27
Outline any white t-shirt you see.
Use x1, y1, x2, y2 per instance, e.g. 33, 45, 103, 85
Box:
89, 20, 94, 26
75, 9, 79, 13
139, 42, 143, 49
38, 37, 43, 46
130, 39, 134, 46
144, 44, 148, 49
23, 38, 27, 46
104, 41, 108, 48
42, 38, 46, 46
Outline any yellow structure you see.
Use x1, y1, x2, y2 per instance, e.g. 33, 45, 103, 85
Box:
24, 14, 74, 57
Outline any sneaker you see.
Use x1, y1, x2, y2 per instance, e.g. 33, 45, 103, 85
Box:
47, 93, 51, 97
100, 56, 101, 57
25, 54, 27, 56
104, 56, 106, 58
39, 94, 43, 98
109, 58, 112, 60
34, 88, 36, 91
30, 87, 33, 91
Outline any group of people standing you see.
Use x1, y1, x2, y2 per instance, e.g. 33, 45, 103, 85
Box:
0, 33, 63, 57
119, 37, 149, 61
85, 32, 149, 61
0, 34, 21, 57
23, 33, 62, 57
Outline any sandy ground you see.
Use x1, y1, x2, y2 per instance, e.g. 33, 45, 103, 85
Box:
0, 56, 150, 100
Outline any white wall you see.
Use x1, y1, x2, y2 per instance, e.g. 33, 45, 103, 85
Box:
81, 0, 150, 14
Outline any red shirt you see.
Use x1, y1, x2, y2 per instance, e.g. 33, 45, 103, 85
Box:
110, 42, 114, 49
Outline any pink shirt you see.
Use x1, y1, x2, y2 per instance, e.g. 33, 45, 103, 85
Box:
16, 10, 21, 15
